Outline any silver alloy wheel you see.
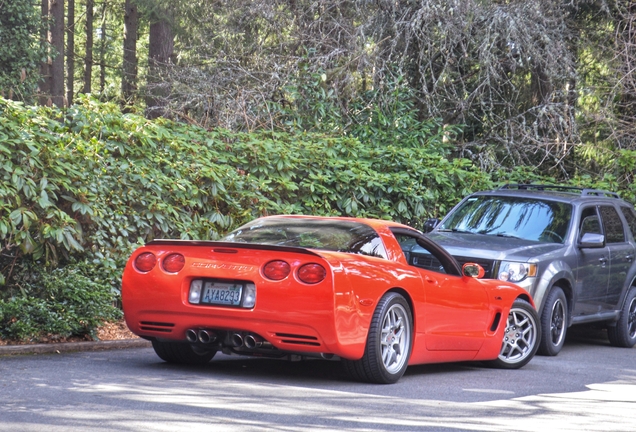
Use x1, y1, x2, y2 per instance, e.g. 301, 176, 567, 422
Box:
499, 305, 539, 364
549, 298, 566, 346
380, 303, 410, 374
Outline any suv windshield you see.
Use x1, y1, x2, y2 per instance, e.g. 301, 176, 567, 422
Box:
438, 196, 572, 244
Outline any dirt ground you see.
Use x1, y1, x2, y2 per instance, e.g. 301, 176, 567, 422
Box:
0, 320, 138, 346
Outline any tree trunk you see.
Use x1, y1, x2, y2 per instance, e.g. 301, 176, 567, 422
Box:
146, 10, 174, 119
39, 0, 50, 105
49, 0, 64, 107
99, 1, 107, 93
66, 0, 75, 105
122, 0, 139, 103
83, 0, 93, 94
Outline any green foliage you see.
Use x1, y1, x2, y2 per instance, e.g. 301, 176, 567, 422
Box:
0, 261, 122, 342
0, 95, 490, 286
222, 130, 491, 224
0, 0, 46, 102
6, 95, 636, 341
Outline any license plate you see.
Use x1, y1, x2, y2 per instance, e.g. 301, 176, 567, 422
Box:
200, 281, 243, 306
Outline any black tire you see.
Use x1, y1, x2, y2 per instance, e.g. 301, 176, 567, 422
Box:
538, 286, 567, 356
607, 288, 636, 348
151, 340, 216, 365
342, 292, 413, 384
487, 299, 540, 369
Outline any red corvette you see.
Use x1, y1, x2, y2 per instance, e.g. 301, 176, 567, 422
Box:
122, 215, 540, 383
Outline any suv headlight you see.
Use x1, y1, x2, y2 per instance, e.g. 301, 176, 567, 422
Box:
498, 261, 537, 283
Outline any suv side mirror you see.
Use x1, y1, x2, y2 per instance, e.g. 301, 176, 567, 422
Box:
462, 263, 485, 279
579, 232, 605, 248
423, 218, 441, 233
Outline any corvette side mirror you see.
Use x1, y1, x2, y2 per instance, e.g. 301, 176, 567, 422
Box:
462, 263, 485, 279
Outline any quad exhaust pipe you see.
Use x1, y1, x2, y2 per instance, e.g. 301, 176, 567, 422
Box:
185, 328, 217, 344
186, 329, 269, 349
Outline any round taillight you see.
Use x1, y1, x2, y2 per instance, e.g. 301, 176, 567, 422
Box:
162, 253, 186, 273
263, 260, 291, 281
134, 252, 157, 272
297, 263, 327, 284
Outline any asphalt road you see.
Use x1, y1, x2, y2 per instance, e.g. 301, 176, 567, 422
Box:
1, 327, 634, 432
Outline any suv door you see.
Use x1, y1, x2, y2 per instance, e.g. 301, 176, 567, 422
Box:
575, 206, 609, 315
603, 205, 636, 306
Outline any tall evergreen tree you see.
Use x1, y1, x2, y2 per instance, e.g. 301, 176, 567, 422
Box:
83, 0, 94, 94
49, 0, 64, 107
122, 0, 139, 103
145, 5, 174, 118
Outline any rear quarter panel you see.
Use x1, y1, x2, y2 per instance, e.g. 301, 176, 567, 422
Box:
320, 251, 425, 359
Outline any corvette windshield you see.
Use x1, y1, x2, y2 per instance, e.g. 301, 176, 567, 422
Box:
222, 217, 388, 258
439, 196, 572, 244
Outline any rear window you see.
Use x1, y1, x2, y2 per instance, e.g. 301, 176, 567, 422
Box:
222, 217, 388, 258
439, 195, 572, 243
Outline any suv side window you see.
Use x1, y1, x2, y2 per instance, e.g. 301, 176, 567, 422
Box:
579, 207, 601, 236
600, 206, 625, 243
620, 207, 636, 240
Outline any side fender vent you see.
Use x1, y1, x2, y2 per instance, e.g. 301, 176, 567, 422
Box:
490, 313, 502, 332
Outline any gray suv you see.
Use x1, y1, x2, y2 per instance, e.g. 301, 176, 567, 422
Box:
418, 184, 636, 356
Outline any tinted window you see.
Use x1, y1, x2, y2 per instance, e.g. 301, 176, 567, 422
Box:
439, 196, 571, 243
600, 206, 625, 243
579, 207, 601, 236
222, 217, 388, 258
621, 207, 636, 240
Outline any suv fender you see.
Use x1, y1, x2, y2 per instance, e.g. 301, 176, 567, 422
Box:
618, 274, 636, 305
533, 260, 575, 319
610, 276, 636, 327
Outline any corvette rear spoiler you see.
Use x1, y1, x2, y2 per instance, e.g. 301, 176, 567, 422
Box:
146, 239, 323, 257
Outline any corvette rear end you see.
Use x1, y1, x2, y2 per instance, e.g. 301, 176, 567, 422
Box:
122, 240, 354, 359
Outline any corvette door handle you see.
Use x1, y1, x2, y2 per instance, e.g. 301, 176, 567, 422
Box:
599, 257, 608, 265
425, 276, 438, 285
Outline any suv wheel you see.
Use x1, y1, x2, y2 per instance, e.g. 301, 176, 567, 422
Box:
538, 287, 567, 356
607, 288, 636, 348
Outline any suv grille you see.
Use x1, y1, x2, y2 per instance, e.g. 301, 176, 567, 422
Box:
410, 253, 495, 278
411, 254, 445, 273
454, 256, 496, 279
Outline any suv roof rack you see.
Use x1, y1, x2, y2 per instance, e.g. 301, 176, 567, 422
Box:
498, 184, 620, 199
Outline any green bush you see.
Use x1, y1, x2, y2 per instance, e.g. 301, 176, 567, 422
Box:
0, 95, 492, 283
0, 261, 122, 342
2, 95, 631, 341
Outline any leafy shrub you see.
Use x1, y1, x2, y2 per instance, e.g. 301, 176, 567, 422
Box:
0, 261, 122, 342
0, 96, 491, 285
2, 94, 630, 341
